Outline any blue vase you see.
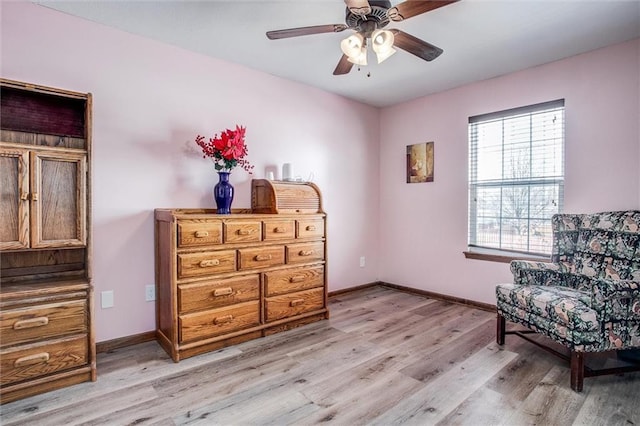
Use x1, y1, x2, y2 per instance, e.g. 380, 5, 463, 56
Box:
214, 171, 234, 214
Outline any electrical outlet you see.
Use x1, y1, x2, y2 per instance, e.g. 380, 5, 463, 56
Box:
101, 290, 114, 309
145, 285, 156, 302
359, 256, 366, 268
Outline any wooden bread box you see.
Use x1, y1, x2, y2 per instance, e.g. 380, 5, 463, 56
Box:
251, 179, 323, 214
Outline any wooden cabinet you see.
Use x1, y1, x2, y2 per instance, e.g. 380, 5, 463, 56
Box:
0, 147, 87, 250
0, 79, 95, 404
155, 205, 328, 362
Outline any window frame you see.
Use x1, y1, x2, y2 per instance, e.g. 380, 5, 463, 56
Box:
466, 99, 565, 260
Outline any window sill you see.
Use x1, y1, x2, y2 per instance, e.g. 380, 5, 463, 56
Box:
463, 249, 550, 264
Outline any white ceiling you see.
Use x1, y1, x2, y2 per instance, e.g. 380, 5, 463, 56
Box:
36, 0, 640, 107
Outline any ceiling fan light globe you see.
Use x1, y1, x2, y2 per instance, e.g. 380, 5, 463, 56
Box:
347, 47, 368, 66
376, 47, 396, 63
340, 33, 365, 58
371, 29, 394, 53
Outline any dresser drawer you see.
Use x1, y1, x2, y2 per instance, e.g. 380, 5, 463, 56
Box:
0, 335, 88, 386
265, 287, 325, 322
177, 250, 237, 279
0, 300, 87, 348
178, 220, 223, 247
264, 266, 324, 297
224, 221, 261, 244
179, 301, 260, 343
178, 275, 259, 313
263, 219, 295, 241
286, 242, 325, 264
296, 219, 325, 239
238, 246, 285, 270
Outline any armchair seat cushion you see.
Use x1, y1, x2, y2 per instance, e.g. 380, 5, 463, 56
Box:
497, 283, 597, 332
497, 283, 605, 350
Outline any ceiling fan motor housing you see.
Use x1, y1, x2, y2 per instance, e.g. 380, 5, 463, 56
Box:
345, 0, 392, 35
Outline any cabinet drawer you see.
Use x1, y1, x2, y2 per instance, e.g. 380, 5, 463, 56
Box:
179, 301, 260, 343
286, 242, 325, 264
297, 219, 324, 239
0, 335, 88, 386
265, 287, 325, 322
178, 221, 222, 247
178, 275, 259, 313
177, 250, 236, 279
238, 246, 285, 270
264, 266, 324, 297
0, 300, 87, 348
263, 219, 295, 241
224, 221, 261, 244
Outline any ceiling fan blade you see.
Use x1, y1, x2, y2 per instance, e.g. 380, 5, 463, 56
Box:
266, 24, 348, 40
333, 54, 354, 75
344, 0, 371, 16
387, 0, 458, 22
390, 29, 443, 61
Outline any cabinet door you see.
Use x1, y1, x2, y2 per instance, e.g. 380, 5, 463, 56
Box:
0, 147, 30, 250
30, 151, 87, 248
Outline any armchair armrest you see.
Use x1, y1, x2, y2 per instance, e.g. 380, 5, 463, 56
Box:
510, 260, 572, 287
590, 278, 640, 306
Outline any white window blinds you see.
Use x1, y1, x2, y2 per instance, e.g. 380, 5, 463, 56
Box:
468, 99, 565, 256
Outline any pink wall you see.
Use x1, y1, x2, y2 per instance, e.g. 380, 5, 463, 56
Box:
1, 1, 381, 342
379, 38, 640, 305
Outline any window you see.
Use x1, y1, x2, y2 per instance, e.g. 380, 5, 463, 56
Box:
468, 99, 565, 256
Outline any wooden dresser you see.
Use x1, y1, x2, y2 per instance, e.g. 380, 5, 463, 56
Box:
0, 79, 95, 403
154, 180, 328, 361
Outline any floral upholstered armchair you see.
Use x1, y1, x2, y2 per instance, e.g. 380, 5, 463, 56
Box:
495, 210, 640, 391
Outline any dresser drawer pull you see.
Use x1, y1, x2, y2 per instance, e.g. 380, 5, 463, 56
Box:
237, 229, 251, 236
213, 287, 233, 297
299, 250, 314, 257
306, 225, 316, 231
199, 259, 220, 268
289, 275, 306, 283
14, 352, 50, 367
289, 299, 305, 307
274, 227, 286, 233
13, 317, 50, 330
214, 315, 234, 324
254, 254, 272, 262
195, 231, 209, 238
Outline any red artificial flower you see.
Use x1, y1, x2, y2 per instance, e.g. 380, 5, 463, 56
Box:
195, 124, 253, 173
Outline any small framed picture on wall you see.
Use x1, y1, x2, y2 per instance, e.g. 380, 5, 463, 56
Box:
406, 141, 434, 183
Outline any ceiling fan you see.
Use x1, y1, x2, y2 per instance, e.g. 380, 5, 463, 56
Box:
266, 0, 458, 75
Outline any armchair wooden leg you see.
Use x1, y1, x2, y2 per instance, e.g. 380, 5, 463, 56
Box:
497, 313, 506, 345
571, 351, 584, 392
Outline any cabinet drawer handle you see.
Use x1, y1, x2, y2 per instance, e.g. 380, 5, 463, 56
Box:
20, 192, 29, 201
199, 259, 220, 267
195, 231, 209, 238
14, 352, 50, 367
255, 254, 272, 261
13, 317, 49, 330
214, 315, 234, 324
32, 192, 39, 202
289, 275, 306, 283
299, 250, 314, 257
274, 227, 286, 233
290, 299, 305, 307
237, 229, 251, 236
213, 287, 233, 297
306, 225, 316, 231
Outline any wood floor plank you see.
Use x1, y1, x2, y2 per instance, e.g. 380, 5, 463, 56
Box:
370, 344, 519, 425
1, 286, 639, 426
572, 372, 640, 426
499, 365, 586, 426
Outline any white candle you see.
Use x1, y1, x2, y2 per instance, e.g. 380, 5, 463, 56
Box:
282, 163, 293, 181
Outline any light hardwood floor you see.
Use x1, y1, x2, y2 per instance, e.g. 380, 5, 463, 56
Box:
2, 286, 639, 425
